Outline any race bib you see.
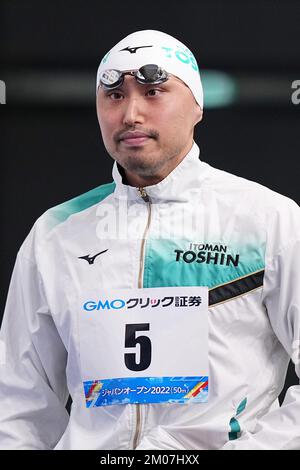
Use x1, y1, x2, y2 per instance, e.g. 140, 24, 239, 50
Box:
78, 286, 208, 407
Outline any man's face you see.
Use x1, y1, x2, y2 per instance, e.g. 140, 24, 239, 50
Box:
96, 71, 203, 185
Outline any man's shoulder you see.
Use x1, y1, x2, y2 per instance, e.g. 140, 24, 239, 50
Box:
43, 181, 116, 233
20, 181, 116, 257
206, 165, 300, 247
208, 164, 299, 213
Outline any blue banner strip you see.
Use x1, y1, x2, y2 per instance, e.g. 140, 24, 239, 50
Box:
83, 376, 209, 407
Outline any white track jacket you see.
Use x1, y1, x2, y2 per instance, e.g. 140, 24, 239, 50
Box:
0, 141, 299, 450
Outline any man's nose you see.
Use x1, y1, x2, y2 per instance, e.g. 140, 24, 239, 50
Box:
122, 97, 144, 126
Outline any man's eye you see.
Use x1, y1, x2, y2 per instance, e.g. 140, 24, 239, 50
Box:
146, 89, 161, 97
108, 92, 123, 100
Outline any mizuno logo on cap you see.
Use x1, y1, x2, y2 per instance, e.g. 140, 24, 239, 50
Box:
120, 45, 153, 54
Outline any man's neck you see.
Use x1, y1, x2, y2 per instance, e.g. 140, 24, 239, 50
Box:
120, 146, 193, 188
124, 170, 167, 188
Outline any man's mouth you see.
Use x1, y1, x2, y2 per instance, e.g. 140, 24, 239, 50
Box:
120, 131, 153, 147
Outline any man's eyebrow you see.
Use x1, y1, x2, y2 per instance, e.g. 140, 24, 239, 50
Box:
102, 85, 124, 93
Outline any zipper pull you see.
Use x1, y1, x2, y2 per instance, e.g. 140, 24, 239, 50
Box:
138, 187, 150, 203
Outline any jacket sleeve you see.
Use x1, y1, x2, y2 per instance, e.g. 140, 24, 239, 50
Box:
222, 199, 300, 450
0, 251, 69, 449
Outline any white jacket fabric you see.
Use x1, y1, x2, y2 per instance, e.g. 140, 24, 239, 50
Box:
0, 141, 299, 450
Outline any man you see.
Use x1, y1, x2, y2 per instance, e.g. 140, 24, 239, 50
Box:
0, 30, 299, 450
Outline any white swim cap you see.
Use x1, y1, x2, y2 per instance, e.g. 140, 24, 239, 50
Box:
96, 30, 203, 108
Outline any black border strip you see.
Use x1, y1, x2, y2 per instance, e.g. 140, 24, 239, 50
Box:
209, 270, 265, 306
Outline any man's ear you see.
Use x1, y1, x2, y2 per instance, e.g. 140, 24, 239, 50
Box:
194, 104, 203, 125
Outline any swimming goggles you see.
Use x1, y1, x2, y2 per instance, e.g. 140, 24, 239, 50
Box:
98, 64, 169, 90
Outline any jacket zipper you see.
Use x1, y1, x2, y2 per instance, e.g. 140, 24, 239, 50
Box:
132, 186, 152, 450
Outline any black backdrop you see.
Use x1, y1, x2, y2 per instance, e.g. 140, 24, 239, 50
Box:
1, 0, 300, 403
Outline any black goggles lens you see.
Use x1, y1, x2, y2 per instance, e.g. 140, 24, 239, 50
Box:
99, 64, 169, 90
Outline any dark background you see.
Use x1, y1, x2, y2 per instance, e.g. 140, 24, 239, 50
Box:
1, 0, 299, 403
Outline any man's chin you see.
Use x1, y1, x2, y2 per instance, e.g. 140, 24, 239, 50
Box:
119, 155, 162, 176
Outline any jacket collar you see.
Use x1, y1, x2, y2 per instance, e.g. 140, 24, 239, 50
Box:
112, 141, 211, 203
